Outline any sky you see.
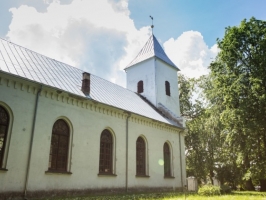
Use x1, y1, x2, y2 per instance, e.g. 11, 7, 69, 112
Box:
0, 0, 266, 87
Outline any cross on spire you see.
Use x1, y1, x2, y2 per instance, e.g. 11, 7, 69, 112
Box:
150, 15, 154, 35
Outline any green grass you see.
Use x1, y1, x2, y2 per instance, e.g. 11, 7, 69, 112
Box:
46, 191, 266, 200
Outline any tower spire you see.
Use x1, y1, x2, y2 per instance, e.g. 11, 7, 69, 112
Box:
150, 15, 154, 35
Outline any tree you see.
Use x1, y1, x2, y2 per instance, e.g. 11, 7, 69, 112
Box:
180, 75, 228, 185
209, 17, 266, 191
179, 74, 207, 181
181, 73, 253, 188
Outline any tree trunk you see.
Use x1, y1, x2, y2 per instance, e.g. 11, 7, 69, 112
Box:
219, 175, 224, 186
243, 154, 254, 191
209, 169, 214, 185
245, 178, 255, 191
260, 179, 266, 192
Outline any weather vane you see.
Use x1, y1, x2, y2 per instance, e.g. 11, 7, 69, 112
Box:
150, 15, 154, 35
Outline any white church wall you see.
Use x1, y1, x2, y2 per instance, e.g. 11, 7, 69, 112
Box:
126, 58, 156, 105
25, 91, 128, 191
127, 117, 185, 189
0, 73, 185, 195
155, 59, 181, 117
0, 74, 127, 192
0, 76, 38, 193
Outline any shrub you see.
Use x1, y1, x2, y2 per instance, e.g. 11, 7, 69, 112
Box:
220, 185, 232, 194
198, 185, 221, 196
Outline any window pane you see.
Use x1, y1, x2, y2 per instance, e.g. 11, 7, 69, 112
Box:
164, 143, 171, 176
0, 106, 9, 167
165, 81, 171, 96
99, 130, 113, 174
136, 137, 146, 175
137, 81, 143, 93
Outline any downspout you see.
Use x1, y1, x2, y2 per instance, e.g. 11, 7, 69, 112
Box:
125, 112, 131, 192
179, 131, 184, 191
24, 85, 42, 199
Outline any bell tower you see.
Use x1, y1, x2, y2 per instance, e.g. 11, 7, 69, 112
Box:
125, 35, 181, 118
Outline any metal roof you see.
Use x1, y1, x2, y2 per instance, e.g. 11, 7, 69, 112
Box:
0, 38, 182, 128
125, 35, 179, 70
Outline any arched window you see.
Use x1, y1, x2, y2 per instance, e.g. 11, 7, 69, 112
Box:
136, 137, 146, 175
163, 142, 171, 177
137, 81, 144, 93
0, 106, 9, 168
49, 119, 70, 172
165, 81, 171, 96
99, 129, 113, 174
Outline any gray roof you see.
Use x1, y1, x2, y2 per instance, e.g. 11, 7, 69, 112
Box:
0, 38, 182, 128
125, 35, 179, 70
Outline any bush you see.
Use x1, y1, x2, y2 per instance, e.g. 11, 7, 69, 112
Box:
220, 185, 232, 194
198, 185, 221, 196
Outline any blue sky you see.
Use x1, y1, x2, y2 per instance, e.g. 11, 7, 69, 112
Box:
0, 0, 266, 86
129, 0, 266, 46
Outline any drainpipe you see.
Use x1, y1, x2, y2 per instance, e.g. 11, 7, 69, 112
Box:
179, 131, 184, 191
125, 112, 131, 192
24, 85, 42, 199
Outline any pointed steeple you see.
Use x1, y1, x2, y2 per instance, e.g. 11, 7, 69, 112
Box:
125, 35, 179, 70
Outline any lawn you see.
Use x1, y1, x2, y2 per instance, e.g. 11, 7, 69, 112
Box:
47, 191, 266, 200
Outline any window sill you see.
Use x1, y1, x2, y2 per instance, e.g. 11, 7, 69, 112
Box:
164, 176, 175, 179
45, 170, 72, 175
135, 175, 150, 178
98, 173, 117, 177
0, 168, 8, 172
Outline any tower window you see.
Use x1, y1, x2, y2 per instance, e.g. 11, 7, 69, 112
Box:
165, 81, 171, 96
137, 81, 144, 93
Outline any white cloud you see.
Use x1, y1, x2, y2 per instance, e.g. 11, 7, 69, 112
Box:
164, 31, 219, 78
7, 0, 150, 86
7, 0, 217, 87
43, 0, 54, 5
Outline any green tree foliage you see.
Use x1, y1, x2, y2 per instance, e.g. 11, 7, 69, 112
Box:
180, 75, 228, 185
209, 17, 266, 190
179, 74, 207, 180
181, 17, 266, 190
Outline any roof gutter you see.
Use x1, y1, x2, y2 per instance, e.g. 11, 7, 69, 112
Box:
24, 85, 43, 199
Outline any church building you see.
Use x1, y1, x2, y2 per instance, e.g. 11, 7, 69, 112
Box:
0, 34, 185, 199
